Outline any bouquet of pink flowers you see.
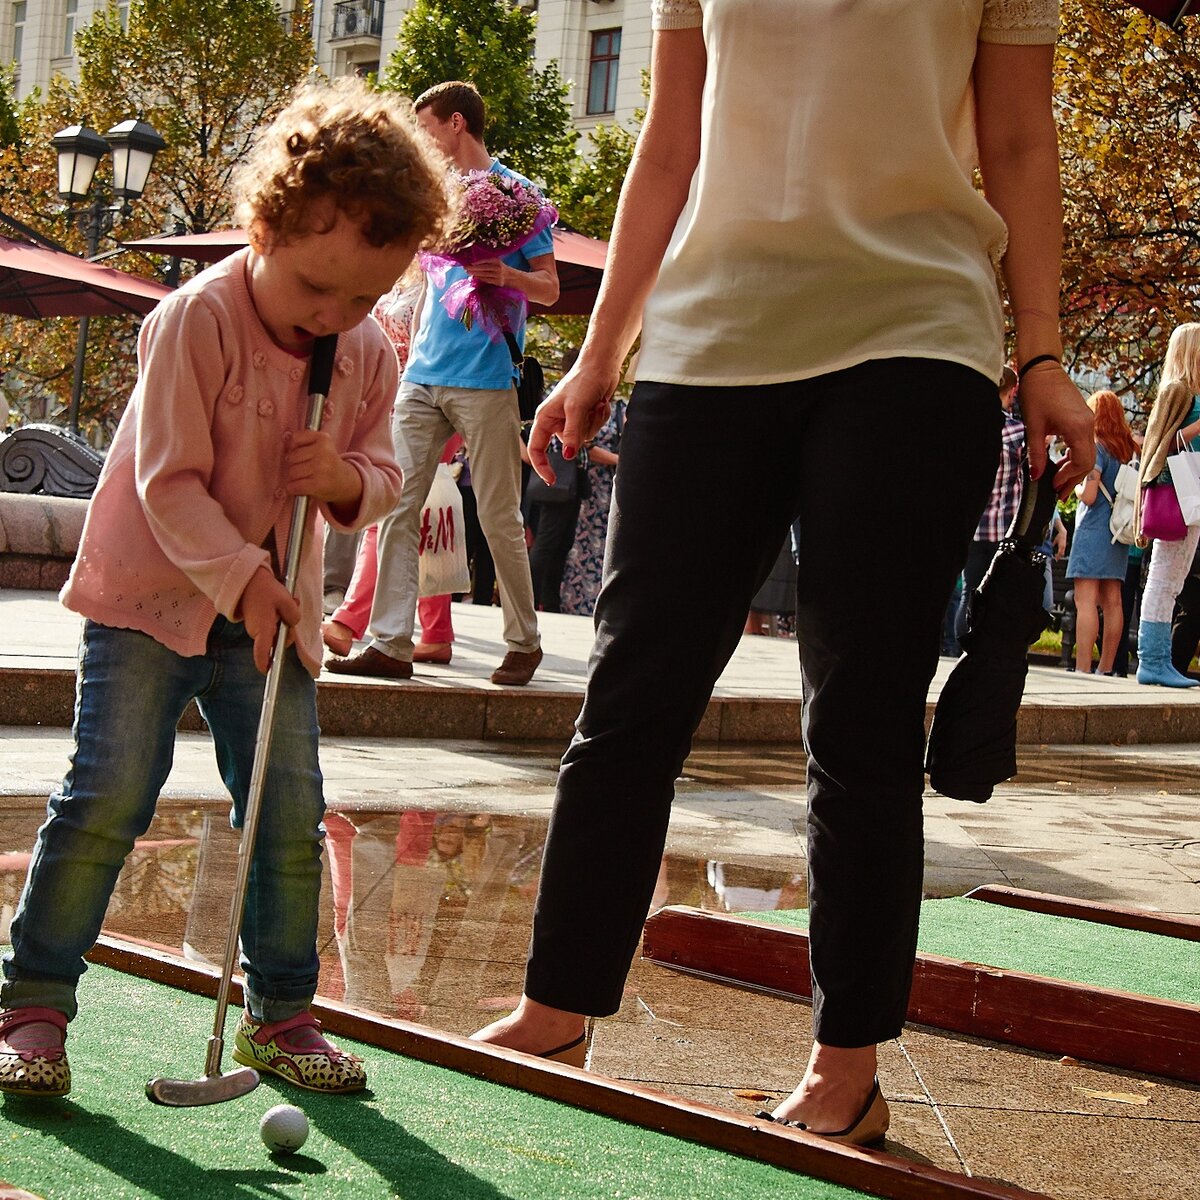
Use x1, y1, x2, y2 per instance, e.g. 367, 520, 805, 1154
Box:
420, 169, 558, 341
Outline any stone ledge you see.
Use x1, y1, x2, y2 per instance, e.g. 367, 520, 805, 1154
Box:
0, 493, 86, 591
5, 664, 1200, 746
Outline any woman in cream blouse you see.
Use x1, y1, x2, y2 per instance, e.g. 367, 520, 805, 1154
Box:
476, 0, 1095, 1147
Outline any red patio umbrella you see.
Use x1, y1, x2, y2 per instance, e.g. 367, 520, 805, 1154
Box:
121, 226, 608, 317
1127, 0, 1196, 27
121, 228, 250, 263
0, 235, 171, 317
536, 227, 608, 316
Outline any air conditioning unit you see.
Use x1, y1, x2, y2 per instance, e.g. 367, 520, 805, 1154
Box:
344, 9, 358, 34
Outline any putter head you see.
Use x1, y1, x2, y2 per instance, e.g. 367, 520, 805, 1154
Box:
145, 1066, 260, 1107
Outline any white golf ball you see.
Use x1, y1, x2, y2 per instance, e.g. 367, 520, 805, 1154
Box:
260, 1103, 309, 1154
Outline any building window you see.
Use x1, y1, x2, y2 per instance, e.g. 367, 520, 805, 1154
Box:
118, 1, 130, 30
586, 28, 621, 116
63, 0, 79, 57
12, 1, 25, 62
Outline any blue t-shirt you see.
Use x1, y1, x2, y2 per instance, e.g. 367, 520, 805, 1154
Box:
404, 160, 555, 391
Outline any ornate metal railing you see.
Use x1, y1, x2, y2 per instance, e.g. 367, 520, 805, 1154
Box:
0, 423, 104, 497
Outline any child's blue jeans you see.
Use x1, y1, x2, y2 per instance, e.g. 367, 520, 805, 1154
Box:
1, 617, 325, 1024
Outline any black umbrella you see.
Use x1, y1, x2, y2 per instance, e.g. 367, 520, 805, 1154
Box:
925, 455, 1060, 803
1127, 1, 1196, 28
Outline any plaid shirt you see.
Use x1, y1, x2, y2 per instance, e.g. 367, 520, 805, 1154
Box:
974, 410, 1025, 542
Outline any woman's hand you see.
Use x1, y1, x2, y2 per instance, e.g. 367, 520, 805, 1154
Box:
528, 360, 619, 484
1018, 362, 1095, 498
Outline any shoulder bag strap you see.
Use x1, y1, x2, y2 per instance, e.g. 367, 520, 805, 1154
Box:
503, 331, 523, 380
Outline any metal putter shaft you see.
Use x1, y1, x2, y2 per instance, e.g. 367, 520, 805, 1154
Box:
147, 333, 339, 1107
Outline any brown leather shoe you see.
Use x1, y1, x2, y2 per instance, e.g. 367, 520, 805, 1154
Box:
490, 647, 543, 686
326, 646, 413, 679
413, 642, 452, 665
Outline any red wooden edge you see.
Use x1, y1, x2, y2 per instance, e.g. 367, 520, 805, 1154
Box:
0, 1183, 45, 1200
641, 907, 1200, 1086
965, 885, 1200, 942
85, 935, 1051, 1200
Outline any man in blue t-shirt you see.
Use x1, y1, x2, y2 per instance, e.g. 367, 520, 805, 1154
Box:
330, 81, 559, 686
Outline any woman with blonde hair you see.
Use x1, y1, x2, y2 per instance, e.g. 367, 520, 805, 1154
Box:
1067, 390, 1137, 674
1136, 322, 1200, 687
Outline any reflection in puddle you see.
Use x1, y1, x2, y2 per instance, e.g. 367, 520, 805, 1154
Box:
1011, 746, 1200, 793
1, 744, 1191, 1029
0, 802, 808, 1025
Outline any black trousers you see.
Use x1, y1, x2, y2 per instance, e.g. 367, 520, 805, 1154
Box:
1171, 570, 1200, 674
529, 496, 583, 612
954, 538, 1000, 645
524, 359, 999, 1046
458, 483, 496, 606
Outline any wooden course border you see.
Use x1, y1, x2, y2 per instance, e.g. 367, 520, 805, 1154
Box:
640, 905, 1200, 1085
0, 1182, 43, 1200
965, 885, 1200, 942
84, 935, 1049, 1200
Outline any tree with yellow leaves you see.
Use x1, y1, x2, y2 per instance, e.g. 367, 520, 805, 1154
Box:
0, 0, 313, 438
1057, 0, 1200, 400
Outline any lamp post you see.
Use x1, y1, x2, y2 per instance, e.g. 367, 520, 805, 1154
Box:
51, 118, 165, 437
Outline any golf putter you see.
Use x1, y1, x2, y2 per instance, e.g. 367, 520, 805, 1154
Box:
147, 333, 339, 1107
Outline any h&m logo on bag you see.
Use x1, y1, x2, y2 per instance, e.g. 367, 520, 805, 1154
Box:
419, 504, 457, 556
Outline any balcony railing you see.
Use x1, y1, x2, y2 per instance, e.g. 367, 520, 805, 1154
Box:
331, 0, 384, 40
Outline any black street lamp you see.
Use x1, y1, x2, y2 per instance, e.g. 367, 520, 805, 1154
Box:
51, 118, 165, 437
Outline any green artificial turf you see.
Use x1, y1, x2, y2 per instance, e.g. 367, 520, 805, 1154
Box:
747, 897, 1200, 1007
0, 966, 870, 1200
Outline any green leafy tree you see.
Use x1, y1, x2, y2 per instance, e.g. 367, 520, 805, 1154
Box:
554, 97, 640, 239
0, 65, 21, 150
381, 0, 577, 193
75, 0, 315, 233
531, 110, 641, 365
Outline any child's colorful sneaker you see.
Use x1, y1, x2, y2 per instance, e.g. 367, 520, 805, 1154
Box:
0, 1006, 71, 1097
232, 1011, 366, 1093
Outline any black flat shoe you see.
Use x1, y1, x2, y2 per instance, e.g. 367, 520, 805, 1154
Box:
755, 1077, 889, 1147
537, 1018, 594, 1070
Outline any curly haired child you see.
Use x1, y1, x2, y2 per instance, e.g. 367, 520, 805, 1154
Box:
0, 78, 451, 1098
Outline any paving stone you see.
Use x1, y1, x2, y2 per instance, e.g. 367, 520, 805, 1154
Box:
2, 590, 1199, 1197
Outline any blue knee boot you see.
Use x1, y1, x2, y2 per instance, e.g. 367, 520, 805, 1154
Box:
1136, 621, 1199, 687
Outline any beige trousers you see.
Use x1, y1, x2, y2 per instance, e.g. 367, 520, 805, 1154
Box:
367, 382, 539, 661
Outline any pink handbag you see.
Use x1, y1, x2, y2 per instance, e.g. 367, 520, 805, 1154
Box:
1141, 481, 1187, 541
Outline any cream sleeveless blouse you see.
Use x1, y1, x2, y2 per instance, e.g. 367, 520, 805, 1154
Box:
639, 0, 1060, 388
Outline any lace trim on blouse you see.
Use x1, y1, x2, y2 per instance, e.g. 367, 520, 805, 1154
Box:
651, 1, 1058, 41
651, 0, 701, 31
981, 0, 1059, 43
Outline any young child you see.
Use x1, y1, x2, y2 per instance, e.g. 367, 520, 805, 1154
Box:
0, 79, 451, 1098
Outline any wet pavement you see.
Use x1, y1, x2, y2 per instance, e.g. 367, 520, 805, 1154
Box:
1, 736, 1198, 1200
1, 589, 1198, 1199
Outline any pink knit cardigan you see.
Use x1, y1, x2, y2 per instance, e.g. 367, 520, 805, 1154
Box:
62, 249, 403, 675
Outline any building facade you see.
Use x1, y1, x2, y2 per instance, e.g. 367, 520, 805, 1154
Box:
4, 1, 653, 136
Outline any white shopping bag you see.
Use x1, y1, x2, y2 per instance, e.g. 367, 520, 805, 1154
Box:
1167, 435, 1200, 527
417, 463, 471, 597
